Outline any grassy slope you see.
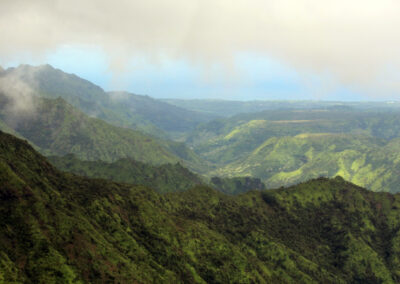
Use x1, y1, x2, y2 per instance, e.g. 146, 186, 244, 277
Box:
212, 133, 400, 193
188, 110, 400, 192
1, 131, 400, 283
187, 110, 400, 162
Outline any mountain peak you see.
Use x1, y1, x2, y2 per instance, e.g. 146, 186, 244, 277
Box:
15, 63, 55, 71
40, 63, 55, 69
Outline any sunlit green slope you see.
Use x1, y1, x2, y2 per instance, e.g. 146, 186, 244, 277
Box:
188, 109, 400, 192
188, 110, 400, 162
211, 133, 400, 192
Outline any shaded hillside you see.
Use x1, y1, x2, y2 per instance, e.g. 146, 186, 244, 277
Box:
1, 64, 215, 137
49, 154, 263, 195
49, 154, 204, 194
0, 95, 207, 170
1, 130, 400, 283
108, 92, 219, 134
210, 176, 266, 195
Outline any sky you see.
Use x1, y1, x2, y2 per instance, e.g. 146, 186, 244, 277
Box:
1, 0, 400, 101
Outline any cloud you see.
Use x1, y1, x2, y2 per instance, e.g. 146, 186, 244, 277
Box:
0, 67, 37, 126
1, 0, 400, 96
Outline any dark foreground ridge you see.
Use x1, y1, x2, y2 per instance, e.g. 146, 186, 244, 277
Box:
1, 130, 400, 283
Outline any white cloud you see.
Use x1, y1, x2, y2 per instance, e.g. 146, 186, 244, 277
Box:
0, 69, 37, 125
1, 0, 400, 96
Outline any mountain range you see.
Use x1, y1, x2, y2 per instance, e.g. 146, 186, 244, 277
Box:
163, 98, 400, 117
0, 64, 217, 139
0, 93, 211, 175
4, 64, 400, 194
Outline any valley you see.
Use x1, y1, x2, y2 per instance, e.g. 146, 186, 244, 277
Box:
3, 64, 400, 194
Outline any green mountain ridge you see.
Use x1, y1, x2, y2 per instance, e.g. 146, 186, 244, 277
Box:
1, 64, 217, 138
107, 91, 219, 135
187, 109, 400, 151
2, 130, 400, 282
48, 154, 205, 194
0, 95, 207, 172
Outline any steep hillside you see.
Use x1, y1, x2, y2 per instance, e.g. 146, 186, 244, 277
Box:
0, 95, 206, 169
1, 130, 400, 283
1, 64, 215, 137
49, 154, 205, 194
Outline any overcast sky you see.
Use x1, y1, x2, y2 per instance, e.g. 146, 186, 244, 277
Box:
1, 0, 399, 100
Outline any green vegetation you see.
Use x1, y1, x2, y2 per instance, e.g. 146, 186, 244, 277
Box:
211, 133, 400, 192
2, 131, 400, 282
5, 63, 400, 282
6, 64, 400, 193
210, 176, 265, 195
2, 64, 215, 138
49, 154, 265, 195
0, 95, 208, 172
187, 109, 400, 154
49, 154, 204, 194
187, 109, 400, 192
